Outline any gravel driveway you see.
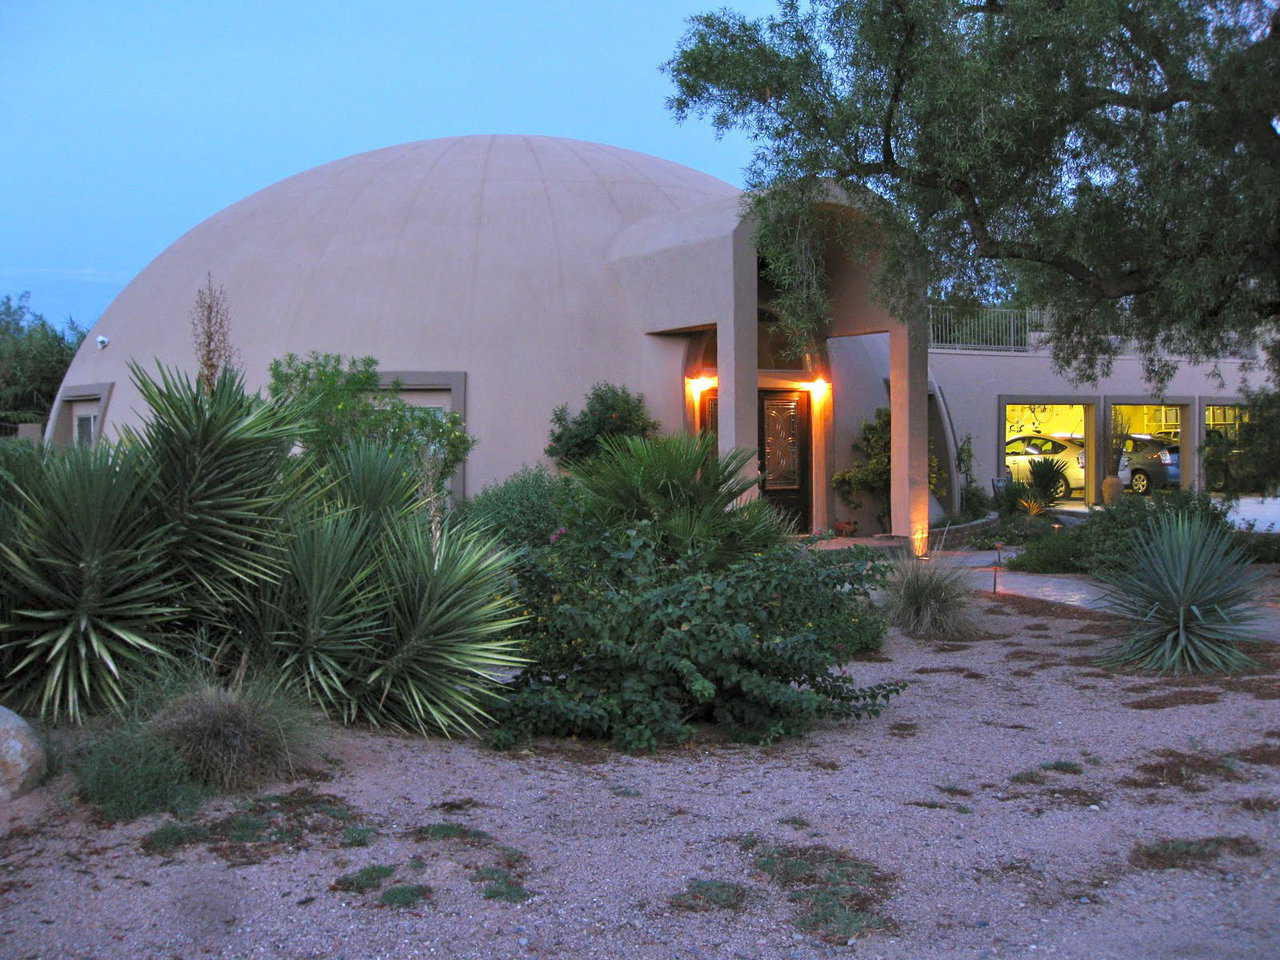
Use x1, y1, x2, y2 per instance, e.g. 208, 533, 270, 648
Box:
2, 588, 1278, 960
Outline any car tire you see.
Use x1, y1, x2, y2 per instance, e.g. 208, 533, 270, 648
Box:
1131, 470, 1151, 495
1051, 477, 1068, 500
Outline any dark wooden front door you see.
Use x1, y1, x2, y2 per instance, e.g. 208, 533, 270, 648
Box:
757, 389, 811, 531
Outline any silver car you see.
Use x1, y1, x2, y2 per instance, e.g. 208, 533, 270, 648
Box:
1118, 434, 1180, 494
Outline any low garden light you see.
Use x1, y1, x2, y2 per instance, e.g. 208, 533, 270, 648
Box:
1051, 522, 1064, 534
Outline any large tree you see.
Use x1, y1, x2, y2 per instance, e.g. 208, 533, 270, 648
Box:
0, 292, 85, 424
665, 0, 1280, 386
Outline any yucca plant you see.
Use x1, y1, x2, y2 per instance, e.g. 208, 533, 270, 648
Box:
0, 444, 181, 722
572, 432, 791, 566
263, 511, 386, 720
358, 519, 527, 735
881, 550, 980, 641
318, 439, 422, 535
1097, 512, 1264, 674
124, 362, 307, 631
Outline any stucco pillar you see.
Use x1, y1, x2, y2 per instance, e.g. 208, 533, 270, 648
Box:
716, 225, 759, 472
889, 317, 930, 550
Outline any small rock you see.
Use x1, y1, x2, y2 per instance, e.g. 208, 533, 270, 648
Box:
1088, 804, 1101, 811
0, 706, 46, 802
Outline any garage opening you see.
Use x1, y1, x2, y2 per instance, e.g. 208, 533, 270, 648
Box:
1002, 402, 1092, 503
1109, 403, 1185, 495
1204, 404, 1261, 493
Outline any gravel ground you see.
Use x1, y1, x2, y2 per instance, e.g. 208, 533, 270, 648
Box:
2, 588, 1278, 960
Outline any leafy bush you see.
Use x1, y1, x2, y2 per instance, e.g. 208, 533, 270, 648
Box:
0, 443, 180, 723
545, 382, 658, 466
73, 725, 206, 821
268, 352, 475, 499
492, 525, 898, 751
572, 433, 791, 566
832, 407, 946, 531
149, 680, 314, 791
1026, 457, 1070, 503
1005, 529, 1086, 573
1097, 513, 1264, 674
956, 482, 992, 522
126, 363, 303, 632
462, 465, 577, 549
1072, 490, 1232, 576
881, 553, 980, 640
1236, 529, 1280, 563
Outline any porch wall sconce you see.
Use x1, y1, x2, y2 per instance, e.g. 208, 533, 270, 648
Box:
685, 375, 718, 404
805, 377, 830, 399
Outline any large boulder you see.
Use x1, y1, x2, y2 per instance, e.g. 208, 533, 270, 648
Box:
0, 706, 46, 801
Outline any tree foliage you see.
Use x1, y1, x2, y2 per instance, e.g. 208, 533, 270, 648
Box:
0, 291, 85, 424
545, 381, 659, 466
665, 0, 1280, 386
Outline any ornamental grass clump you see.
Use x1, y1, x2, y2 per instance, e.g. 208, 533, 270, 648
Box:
881, 552, 980, 642
1097, 512, 1264, 675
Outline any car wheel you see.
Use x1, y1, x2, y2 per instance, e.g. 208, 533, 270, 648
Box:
1051, 477, 1068, 500
1131, 470, 1151, 495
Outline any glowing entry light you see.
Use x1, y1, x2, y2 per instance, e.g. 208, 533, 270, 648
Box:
685, 376, 718, 403
806, 377, 830, 398
910, 525, 930, 558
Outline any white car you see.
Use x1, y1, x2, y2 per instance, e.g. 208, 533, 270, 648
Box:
1004, 433, 1086, 498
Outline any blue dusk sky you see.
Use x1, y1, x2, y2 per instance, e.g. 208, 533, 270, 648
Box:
1, 1, 772, 330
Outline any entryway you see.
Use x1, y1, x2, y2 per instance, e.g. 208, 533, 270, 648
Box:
758, 389, 811, 530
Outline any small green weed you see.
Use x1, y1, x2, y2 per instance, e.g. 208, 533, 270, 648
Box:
749, 841, 893, 943
74, 726, 208, 821
332, 864, 396, 893
380, 884, 431, 908
1010, 770, 1047, 785
471, 867, 532, 903
494, 845, 529, 869
670, 878, 750, 912
778, 816, 811, 828
341, 826, 376, 847
414, 822, 492, 844
1041, 760, 1084, 775
141, 822, 209, 855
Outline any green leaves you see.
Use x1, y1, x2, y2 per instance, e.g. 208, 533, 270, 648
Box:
546, 382, 659, 467
572, 432, 792, 567
1097, 512, 1264, 675
666, 1, 1279, 386
0, 444, 181, 722
126, 362, 305, 625
494, 525, 897, 750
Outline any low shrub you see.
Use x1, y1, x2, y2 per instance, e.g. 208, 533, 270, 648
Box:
1236, 529, 1280, 564
1072, 490, 1233, 577
993, 480, 1036, 517
572, 432, 791, 566
491, 525, 899, 751
73, 725, 207, 821
546, 381, 658, 466
149, 680, 313, 791
462, 464, 577, 549
1005, 529, 1086, 573
1097, 512, 1264, 674
956, 482, 993, 523
881, 553, 980, 641
969, 513, 1054, 549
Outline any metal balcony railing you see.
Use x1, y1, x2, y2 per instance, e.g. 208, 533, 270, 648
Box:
927, 304, 1047, 352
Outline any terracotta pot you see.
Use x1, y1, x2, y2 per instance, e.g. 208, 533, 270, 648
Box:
1102, 475, 1124, 505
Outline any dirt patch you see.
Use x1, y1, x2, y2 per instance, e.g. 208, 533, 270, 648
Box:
911, 666, 986, 680
1129, 835, 1261, 870
1232, 743, 1280, 767
1220, 677, 1280, 700
1238, 796, 1280, 813
1118, 750, 1246, 793
1041, 787, 1106, 807
888, 723, 918, 738
1123, 690, 1223, 710
976, 592, 1114, 622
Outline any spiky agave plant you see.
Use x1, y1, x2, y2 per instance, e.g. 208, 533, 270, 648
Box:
1026, 457, 1070, 504
318, 439, 422, 536
261, 510, 386, 721
0, 444, 181, 722
124, 362, 307, 631
1097, 512, 1264, 674
572, 432, 792, 566
361, 519, 527, 735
